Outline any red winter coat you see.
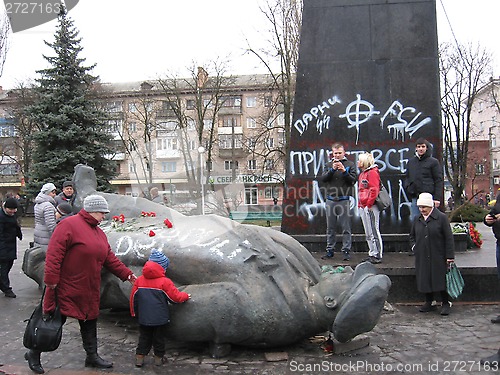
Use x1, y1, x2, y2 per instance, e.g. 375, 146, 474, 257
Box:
44, 209, 133, 320
130, 261, 189, 326
358, 166, 380, 209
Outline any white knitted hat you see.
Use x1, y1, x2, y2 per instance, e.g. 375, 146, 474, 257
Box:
83, 195, 110, 213
416, 192, 434, 207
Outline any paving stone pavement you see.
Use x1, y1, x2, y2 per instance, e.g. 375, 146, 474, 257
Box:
1, 227, 500, 374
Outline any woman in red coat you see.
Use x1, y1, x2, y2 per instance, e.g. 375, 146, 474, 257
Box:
357, 152, 383, 264
25, 195, 137, 374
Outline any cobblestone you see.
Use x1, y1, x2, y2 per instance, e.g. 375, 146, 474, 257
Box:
1, 227, 500, 374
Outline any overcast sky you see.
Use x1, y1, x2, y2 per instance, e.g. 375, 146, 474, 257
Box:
0, 0, 499, 89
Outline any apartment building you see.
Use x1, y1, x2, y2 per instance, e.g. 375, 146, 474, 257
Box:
467, 77, 500, 200
0, 74, 287, 212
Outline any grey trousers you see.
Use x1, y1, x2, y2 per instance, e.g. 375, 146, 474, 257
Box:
325, 199, 352, 253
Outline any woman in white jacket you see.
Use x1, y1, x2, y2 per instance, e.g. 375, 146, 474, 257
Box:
33, 183, 57, 248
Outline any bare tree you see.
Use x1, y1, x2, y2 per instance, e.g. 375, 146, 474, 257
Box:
245, 0, 302, 179
156, 62, 238, 213
121, 96, 160, 195
0, 81, 37, 187
0, 13, 11, 77
440, 42, 493, 205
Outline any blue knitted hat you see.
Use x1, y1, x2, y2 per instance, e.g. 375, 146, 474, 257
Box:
149, 249, 170, 270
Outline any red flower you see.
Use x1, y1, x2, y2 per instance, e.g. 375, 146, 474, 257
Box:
112, 215, 119, 221
149, 230, 156, 237
164, 218, 173, 228
150, 212, 156, 217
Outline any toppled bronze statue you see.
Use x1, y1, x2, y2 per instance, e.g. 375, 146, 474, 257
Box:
23, 164, 391, 355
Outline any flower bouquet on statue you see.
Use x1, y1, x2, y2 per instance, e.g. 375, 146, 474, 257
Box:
452, 222, 482, 249
468, 222, 483, 248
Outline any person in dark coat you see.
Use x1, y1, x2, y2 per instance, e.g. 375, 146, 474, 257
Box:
484, 194, 500, 325
481, 194, 500, 364
0, 198, 22, 298
54, 180, 75, 206
410, 193, 454, 316
320, 143, 357, 260
25, 195, 137, 374
130, 249, 190, 367
404, 138, 443, 219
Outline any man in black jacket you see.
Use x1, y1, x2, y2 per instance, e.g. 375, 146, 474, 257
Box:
0, 197, 23, 298
404, 138, 443, 219
321, 143, 357, 261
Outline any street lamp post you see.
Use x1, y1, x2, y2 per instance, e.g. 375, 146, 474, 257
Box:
198, 146, 205, 215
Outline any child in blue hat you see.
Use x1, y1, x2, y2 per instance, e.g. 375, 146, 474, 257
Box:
130, 249, 190, 367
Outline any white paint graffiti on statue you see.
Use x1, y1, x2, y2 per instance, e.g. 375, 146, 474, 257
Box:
112, 228, 239, 259
289, 147, 411, 177
299, 179, 412, 222
293, 94, 432, 144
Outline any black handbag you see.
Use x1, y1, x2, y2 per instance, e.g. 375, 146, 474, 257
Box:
375, 184, 392, 211
23, 287, 64, 352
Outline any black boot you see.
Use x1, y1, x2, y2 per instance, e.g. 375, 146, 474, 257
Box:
80, 319, 113, 368
24, 349, 44, 374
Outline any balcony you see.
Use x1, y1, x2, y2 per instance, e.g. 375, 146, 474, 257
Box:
218, 106, 242, 115
218, 148, 248, 158
218, 127, 243, 135
156, 149, 181, 159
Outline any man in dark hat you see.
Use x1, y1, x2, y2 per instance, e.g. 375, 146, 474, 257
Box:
0, 198, 22, 298
55, 181, 75, 206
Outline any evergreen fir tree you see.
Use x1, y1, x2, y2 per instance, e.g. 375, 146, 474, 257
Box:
28, 6, 116, 194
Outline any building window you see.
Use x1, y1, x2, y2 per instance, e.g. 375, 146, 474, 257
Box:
246, 117, 256, 128
246, 96, 257, 108
264, 96, 272, 107
156, 121, 177, 135
187, 119, 196, 130
245, 186, 258, 205
266, 138, 275, 148
203, 98, 214, 108
128, 122, 137, 133
157, 137, 178, 150
494, 159, 498, 170
129, 163, 136, 173
186, 99, 195, 110
264, 186, 280, 199
203, 119, 213, 130
221, 95, 242, 108
0, 124, 16, 137
107, 101, 123, 112
161, 100, 171, 110
128, 103, 137, 112
0, 163, 18, 175
476, 163, 485, 175
248, 159, 256, 170
247, 138, 256, 149
265, 159, 274, 170
277, 113, 285, 126
219, 134, 242, 149
219, 115, 240, 127
161, 162, 176, 172
224, 160, 239, 170
206, 161, 213, 171
278, 132, 285, 146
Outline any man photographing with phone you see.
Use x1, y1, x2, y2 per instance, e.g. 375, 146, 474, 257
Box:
321, 143, 357, 261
